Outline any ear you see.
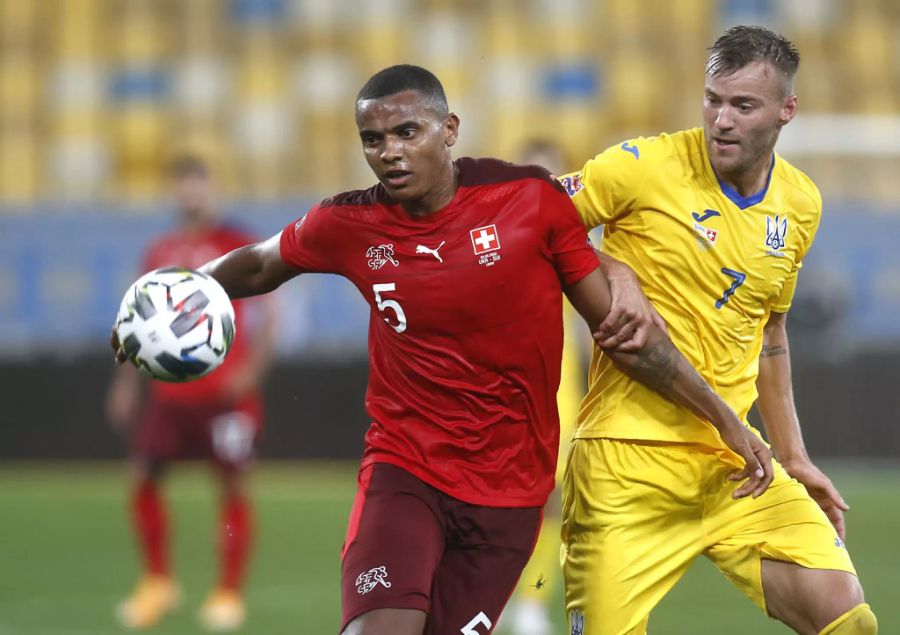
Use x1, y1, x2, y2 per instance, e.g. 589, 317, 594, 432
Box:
444, 113, 460, 148
777, 94, 798, 128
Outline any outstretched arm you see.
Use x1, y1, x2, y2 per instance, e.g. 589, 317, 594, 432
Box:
111, 232, 297, 364
756, 311, 848, 539
565, 268, 774, 498
198, 232, 298, 299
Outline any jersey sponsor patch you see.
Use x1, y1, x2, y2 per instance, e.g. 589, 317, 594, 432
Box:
355, 565, 392, 594
366, 244, 400, 270
559, 174, 584, 197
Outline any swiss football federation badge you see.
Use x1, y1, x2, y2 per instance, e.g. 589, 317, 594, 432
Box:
355, 566, 392, 594
366, 244, 399, 270
470, 224, 501, 267
765, 214, 788, 257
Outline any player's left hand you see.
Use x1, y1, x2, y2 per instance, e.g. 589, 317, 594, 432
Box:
110, 325, 127, 364
783, 459, 849, 541
595, 265, 667, 352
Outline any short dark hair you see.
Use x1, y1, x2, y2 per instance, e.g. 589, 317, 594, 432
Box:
706, 26, 800, 96
356, 64, 449, 117
169, 155, 209, 179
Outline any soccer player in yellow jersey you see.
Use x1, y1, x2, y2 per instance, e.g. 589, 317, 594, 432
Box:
559, 26, 876, 635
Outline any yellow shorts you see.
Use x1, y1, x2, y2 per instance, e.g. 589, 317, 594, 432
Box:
561, 438, 857, 635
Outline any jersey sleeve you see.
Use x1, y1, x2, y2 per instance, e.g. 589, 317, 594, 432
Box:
541, 181, 601, 286
279, 203, 342, 274
558, 137, 653, 230
771, 187, 823, 313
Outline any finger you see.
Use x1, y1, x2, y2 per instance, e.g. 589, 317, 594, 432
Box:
597, 326, 635, 350
596, 307, 624, 335
824, 483, 850, 511
609, 324, 648, 352
650, 308, 668, 334
825, 505, 847, 541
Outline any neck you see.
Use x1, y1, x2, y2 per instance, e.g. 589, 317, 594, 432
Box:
719, 152, 774, 198
401, 162, 459, 217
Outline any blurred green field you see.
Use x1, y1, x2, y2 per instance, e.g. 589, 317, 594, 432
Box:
0, 462, 896, 635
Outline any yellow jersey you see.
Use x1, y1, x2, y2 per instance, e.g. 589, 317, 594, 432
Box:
560, 128, 821, 451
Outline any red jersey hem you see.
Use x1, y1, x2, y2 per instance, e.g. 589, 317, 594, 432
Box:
361, 454, 549, 509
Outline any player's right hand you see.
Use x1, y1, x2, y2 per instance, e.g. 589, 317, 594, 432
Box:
110, 325, 127, 364
595, 266, 667, 353
718, 423, 774, 499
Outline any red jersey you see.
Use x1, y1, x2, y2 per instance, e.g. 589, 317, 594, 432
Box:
142, 224, 258, 404
280, 158, 599, 507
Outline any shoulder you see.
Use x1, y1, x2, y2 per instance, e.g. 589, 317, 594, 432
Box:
773, 155, 823, 214
457, 157, 567, 195
320, 183, 391, 209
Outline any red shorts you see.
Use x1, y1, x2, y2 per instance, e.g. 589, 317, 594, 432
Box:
340, 463, 542, 634
135, 396, 263, 470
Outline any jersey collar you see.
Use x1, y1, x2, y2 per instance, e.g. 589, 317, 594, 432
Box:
712, 154, 776, 210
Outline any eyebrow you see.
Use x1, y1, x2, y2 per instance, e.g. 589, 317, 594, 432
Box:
359, 120, 422, 137
705, 88, 762, 103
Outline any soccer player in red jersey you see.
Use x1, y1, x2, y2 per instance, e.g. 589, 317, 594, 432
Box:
112, 66, 772, 635
105, 157, 277, 631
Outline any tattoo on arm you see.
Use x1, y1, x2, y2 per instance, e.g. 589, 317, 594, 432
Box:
760, 344, 787, 358
630, 340, 681, 391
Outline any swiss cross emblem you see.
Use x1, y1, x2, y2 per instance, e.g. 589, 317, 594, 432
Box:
470, 225, 501, 255
706, 228, 718, 243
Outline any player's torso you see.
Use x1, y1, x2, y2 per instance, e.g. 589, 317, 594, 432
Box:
335, 182, 562, 355
603, 140, 808, 386
579, 131, 818, 446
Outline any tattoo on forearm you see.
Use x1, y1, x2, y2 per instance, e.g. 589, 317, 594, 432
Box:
630, 340, 681, 391
760, 344, 787, 358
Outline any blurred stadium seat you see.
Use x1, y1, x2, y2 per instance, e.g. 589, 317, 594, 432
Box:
0, 0, 897, 355
0, 0, 894, 206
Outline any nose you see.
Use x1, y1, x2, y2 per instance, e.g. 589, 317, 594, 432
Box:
714, 105, 734, 130
380, 136, 403, 163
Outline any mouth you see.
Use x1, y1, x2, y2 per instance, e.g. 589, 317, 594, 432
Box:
712, 137, 740, 152
383, 169, 413, 188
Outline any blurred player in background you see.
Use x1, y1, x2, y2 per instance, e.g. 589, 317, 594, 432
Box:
105, 156, 277, 631
110, 65, 775, 635
560, 26, 876, 634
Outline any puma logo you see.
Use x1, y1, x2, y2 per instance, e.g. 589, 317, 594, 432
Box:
415, 241, 445, 263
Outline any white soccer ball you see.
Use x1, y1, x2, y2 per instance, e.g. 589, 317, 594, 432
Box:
116, 267, 235, 382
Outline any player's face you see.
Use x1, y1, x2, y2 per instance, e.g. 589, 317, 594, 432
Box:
173, 173, 216, 223
356, 90, 459, 210
703, 61, 797, 180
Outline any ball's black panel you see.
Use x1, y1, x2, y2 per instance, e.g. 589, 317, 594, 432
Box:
221, 313, 235, 349
154, 351, 210, 380
121, 333, 141, 358
133, 289, 157, 320
168, 290, 210, 337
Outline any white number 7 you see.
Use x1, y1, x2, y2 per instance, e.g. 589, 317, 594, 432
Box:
460, 611, 492, 634
372, 283, 407, 333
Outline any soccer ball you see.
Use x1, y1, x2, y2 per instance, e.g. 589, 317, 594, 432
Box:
116, 267, 235, 382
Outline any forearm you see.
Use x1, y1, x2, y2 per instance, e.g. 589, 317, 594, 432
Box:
199, 234, 296, 300
597, 252, 635, 281
756, 322, 808, 464
605, 328, 737, 429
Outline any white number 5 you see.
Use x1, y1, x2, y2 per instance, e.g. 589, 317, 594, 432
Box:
372, 283, 407, 333
460, 611, 492, 635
